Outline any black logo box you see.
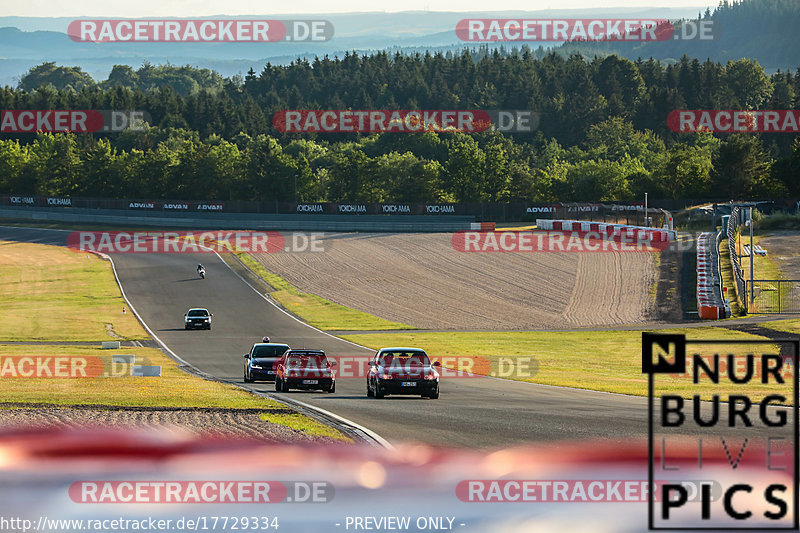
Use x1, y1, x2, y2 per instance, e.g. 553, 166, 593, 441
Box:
643, 333, 799, 530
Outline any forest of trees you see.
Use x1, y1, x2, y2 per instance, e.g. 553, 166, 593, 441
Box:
1, 0, 799, 203
560, 0, 800, 71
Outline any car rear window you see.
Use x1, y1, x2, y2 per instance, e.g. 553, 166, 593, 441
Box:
287, 354, 328, 367
187, 309, 208, 317
252, 345, 289, 358
380, 351, 430, 366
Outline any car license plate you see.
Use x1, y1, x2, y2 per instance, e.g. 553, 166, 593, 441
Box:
303, 379, 318, 385
401, 381, 416, 387
267, 371, 275, 374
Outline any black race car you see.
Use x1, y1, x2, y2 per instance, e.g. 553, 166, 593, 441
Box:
244, 343, 291, 382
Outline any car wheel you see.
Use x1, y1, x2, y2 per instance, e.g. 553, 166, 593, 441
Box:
327, 382, 336, 394
427, 385, 439, 399
275, 378, 282, 392
244, 374, 252, 383
184, 325, 189, 330
366, 380, 374, 397
375, 383, 385, 399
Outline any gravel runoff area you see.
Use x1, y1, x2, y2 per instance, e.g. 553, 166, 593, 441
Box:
759, 232, 800, 277
758, 231, 800, 302
0, 405, 342, 444
252, 232, 658, 330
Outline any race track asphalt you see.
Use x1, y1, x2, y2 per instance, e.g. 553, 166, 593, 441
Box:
1, 225, 774, 449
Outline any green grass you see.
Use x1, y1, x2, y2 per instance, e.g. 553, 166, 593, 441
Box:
0, 344, 282, 409
259, 412, 352, 442
0, 240, 350, 441
721, 231, 790, 315
734, 233, 791, 314
760, 318, 800, 335
0, 241, 150, 341
342, 327, 787, 401
755, 211, 800, 231
237, 253, 416, 331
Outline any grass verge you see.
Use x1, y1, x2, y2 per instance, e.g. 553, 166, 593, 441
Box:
342, 327, 787, 401
0, 240, 349, 441
0, 344, 282, 409
259, 412, 352, 442
760, 318, 800, 335
236, 253, 415, 331
735, 233, 790, 313
0, 241, 150, 341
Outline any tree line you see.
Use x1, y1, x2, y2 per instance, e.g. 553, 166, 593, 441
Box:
1, 48, 800, 202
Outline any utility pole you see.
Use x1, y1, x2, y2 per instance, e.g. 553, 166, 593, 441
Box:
749, 205, 755, 309
712, 203, 716, 230
644, 192, 648, 227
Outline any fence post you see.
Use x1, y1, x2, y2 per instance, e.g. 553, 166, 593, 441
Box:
744, 281, 748, 314
778, 282, 782, 313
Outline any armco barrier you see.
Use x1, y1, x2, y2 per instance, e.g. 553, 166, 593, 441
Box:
0, 206, 474, 233
696, 231, 730, 320
1, 195, 691, 224
536, 219, 677, 242
727, 206, 748, 312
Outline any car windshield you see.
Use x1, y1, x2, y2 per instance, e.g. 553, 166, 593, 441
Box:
380, 351, 429, 367
252, 345, 289, 358
187, 309, 208, 317
287, 354, 328, 368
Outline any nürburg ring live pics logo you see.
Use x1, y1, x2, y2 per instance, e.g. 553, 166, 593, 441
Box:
643, 333, 798, 529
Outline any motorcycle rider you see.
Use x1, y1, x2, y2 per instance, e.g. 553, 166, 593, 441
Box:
197, 264, 205, 276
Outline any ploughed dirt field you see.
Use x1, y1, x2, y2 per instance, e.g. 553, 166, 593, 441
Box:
0, 406, 342, 444
251, 232, 658, 330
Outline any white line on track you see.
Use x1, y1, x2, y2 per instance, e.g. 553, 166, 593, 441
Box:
102, 240, 393, 449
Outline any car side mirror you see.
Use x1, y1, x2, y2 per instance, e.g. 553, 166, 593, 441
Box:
184, 314, 187, 317
433, 361, 441, 367
210, 313, 214, 317
368, 361, 376, 367
330, 361, 338, 366
243, 354, 249, 359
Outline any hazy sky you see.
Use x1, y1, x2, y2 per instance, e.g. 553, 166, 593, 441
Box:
3, 0, 715, 17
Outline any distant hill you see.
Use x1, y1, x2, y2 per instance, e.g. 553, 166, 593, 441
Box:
554, 0, 800, 72
9, 3, 796, 87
